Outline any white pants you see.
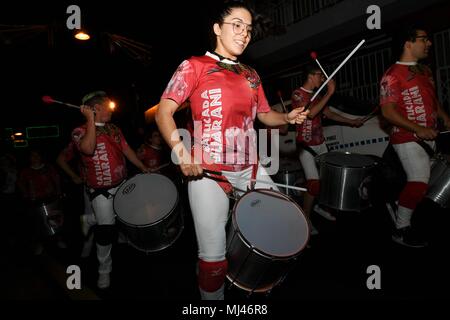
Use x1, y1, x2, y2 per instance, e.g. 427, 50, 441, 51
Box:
392, 141, 435, 183
89, 185, 119, 274
188, 165, 278, 262
298, 143, 328, 180
82, 187, 96, 230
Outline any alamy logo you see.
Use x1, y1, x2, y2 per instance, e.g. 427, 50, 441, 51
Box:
66, 5, 81, 30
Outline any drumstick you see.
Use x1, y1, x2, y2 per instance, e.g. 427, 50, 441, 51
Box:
153, 163, 170, 171
310, 51, 330, 79
277, 90, 288, 113
361, 106, 380, 123
203, 169, 307, 192
308, 39, 366, 108
440, 130, 450, 135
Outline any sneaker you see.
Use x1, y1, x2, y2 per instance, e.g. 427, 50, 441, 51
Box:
56, 240, 67, 249
314, 205, 336, 221
310, 223, 319, 236
392, 226, 428, 248
33, 243, 44, 256
117, 232, 128, 244
97, 273, 110, 289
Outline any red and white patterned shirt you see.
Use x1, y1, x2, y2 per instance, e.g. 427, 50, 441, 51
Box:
72, 123, 129, 188
380, 62, 438, 144
291, 87, 326, 146
60, 141, 85, 179
137, 144, 162, 170
161, 52, 271, 172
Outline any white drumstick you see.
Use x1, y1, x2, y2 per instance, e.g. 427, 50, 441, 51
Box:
149, 163, 170, 172
310, 39, 366, 103
310, 52, 330, 78
440, 130, 450, 135
203, 169, 307, 192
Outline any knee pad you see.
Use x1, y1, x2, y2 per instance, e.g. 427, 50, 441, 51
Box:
198, 259, 228, 292
398, 181, 428, 210
95, 225, 117, 246
306, 179, 320, 197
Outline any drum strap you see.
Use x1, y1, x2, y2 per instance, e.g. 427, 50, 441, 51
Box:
87, 183, 121, 201
297, 142, 318, 158
414, 140, 435, 158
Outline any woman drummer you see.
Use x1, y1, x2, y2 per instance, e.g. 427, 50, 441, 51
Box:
156, 0, 308, 300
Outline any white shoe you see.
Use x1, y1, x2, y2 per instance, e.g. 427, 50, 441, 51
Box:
117, 232, 127, 244
33, 243, 44, 255
56, 240, 67, 249
310, 223, 319, 236
97, 273, 110, 289
314, 205, 336, 221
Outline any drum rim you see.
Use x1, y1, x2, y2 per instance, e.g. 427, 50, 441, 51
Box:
123, 215, 185, 253
231, 188, 310, 258
316, 152, 377, 168
113, 173, 179, 227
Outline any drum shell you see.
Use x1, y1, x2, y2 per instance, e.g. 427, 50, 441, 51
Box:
34, 198, 64, 236
272, 170, 305, 198
226, 190, 308, 293
426, 157, 450, 208
317, 153, 376, 211
226, 224, 299, 292
114, 174, 184, 253
117, 204, 183, 252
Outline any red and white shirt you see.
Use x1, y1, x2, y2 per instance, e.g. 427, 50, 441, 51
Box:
291, 87, 326, 146
161, 52, 271, 172
137, 144, 162, 170
61, 140, 85, 179
72, 123, 129, 188
380, 62, 438, 144
18, 165, 60, 201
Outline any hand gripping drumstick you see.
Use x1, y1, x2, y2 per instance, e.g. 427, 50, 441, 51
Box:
310, 51, 330, 79
307, 39, 366, 109
203, 169, 307, 192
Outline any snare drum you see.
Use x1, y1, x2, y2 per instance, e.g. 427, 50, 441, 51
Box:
113, 174, 184, 253
226, 189, 309, 293
426, 156, 450, 208
272, 158, 305, 198
34, 198, 64, 236
316, 152, 377, 212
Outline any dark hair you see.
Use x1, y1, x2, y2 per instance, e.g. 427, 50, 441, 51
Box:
302, 63, 321, 83
393, 23, 428, 59
208, 1, 255, 48
82, 91, 109, 107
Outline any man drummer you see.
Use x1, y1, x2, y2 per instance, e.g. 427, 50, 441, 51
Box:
72, 90, 149, 288
291, 63, 364, 235
380, 25, 450, 248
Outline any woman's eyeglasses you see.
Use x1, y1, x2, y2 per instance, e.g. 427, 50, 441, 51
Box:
223, 21, 253, 36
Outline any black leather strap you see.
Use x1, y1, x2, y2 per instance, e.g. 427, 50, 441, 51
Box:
415, 140, 435, 158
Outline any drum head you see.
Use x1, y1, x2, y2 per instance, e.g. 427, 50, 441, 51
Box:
317, 152, 375, 168
114, 174, 178, 226
234, 190, 308, 257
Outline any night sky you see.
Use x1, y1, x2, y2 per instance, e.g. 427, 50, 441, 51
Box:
1, 1, 221, 142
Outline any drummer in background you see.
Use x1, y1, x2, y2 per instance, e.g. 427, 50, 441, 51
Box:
17, 149, 67, 255
72, 90, 149, 289
155, 1, 309, 300
380, 24, 450, 248
291, 63, 364, 235
56, 141, 95, 258
137, 125, 167, 172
